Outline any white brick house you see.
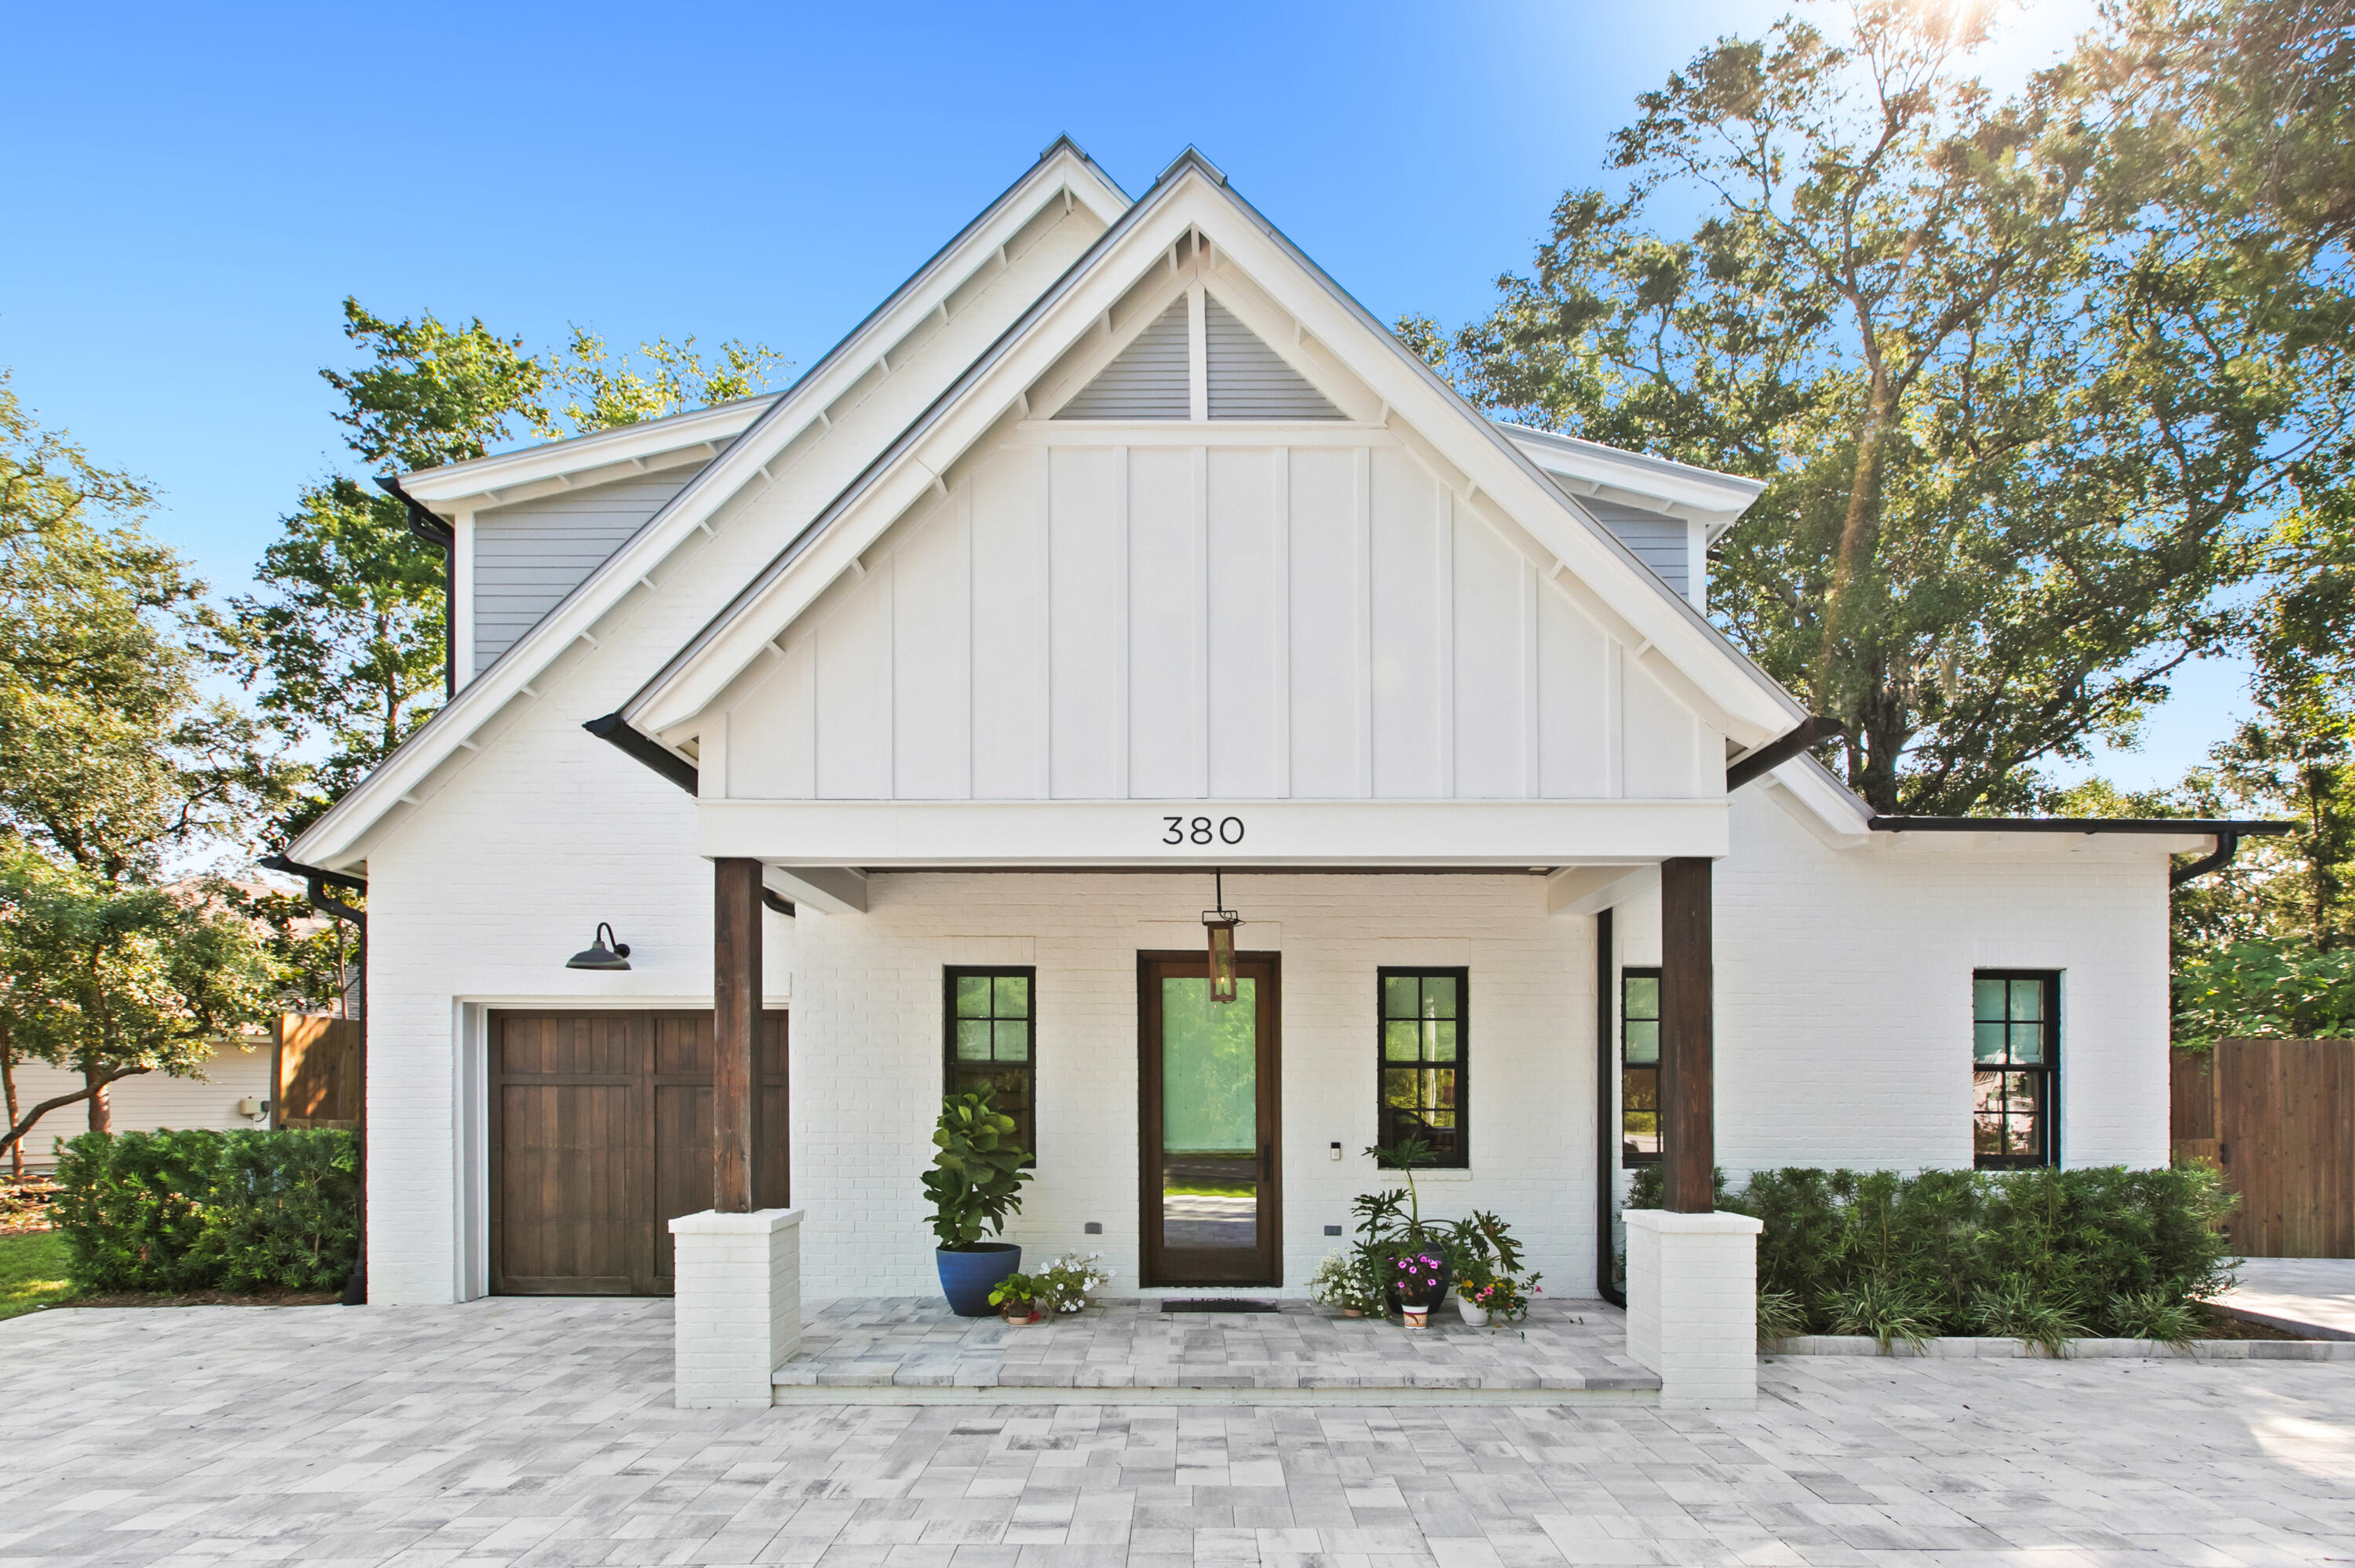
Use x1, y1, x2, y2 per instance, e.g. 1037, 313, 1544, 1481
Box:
286, 143, 2243, 1377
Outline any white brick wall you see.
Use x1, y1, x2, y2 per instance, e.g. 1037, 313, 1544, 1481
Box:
358, 716, 2174, 1309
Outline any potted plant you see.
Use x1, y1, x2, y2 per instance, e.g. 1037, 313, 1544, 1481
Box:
1035, 1251, 1112, 1314
924, 1087, 1033, 1316
1309, 1250, 1383, 1317
1393, 1251, 1445, 1327
989, 1271, 1047, 1325
1460, 1273, 1540, 1326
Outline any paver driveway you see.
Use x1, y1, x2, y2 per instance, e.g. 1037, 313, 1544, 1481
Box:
4, 1297, 2354, 1566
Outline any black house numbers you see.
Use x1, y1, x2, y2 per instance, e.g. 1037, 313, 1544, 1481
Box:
1162, 815, 1246, 846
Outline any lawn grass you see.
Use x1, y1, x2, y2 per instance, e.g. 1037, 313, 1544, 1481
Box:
0, 1231, 76, 1321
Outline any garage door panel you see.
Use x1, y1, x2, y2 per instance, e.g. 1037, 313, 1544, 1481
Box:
495, 1081, 636, 1292
491, 1009, 788, 1297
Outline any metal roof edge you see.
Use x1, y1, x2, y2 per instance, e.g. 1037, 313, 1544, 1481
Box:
1867, 816, 2296, 835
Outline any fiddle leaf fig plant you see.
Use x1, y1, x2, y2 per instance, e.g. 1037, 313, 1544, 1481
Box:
922, 1086, 1032, 1250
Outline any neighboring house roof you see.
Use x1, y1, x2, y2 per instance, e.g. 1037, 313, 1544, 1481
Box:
293, 142, 1815, 874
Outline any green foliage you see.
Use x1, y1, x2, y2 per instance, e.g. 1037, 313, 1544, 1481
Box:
1411, 2, 2355, 815
0, 848, 279, 1160
1033, 1250, 1110, 1314
50, 1129, 359, 1293
922, 1087, 1031, 1249
1633, 1165, 2238, 1351
2173, 938, 2355, 1049
987, 1270, 1045, 1313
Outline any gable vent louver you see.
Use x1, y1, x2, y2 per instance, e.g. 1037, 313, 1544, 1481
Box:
1056, 300, 1189, 419
1206, 296, 1342, 420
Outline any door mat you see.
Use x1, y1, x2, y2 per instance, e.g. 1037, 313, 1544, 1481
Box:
1159, 1299, 1281, 1313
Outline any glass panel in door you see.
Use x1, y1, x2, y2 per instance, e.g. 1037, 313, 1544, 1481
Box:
1161, 975, 1258, 1262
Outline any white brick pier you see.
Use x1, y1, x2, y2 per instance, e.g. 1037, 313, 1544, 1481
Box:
1624, 1207, 1763, 1409
669, 1206, 802, 1406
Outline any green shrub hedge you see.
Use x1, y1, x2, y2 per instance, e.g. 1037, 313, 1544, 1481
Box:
52, 1129, 360, 1293
1629, 1164, 2236, 1349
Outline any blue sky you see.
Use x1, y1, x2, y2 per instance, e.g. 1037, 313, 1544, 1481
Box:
0, 0, 2233, 788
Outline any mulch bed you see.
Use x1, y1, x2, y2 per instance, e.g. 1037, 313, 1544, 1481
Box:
2197, 1304, 2309, 1340
63, 1289, 341, 1310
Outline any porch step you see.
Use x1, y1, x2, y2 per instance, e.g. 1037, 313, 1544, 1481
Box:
769, 1296, 1660, 1406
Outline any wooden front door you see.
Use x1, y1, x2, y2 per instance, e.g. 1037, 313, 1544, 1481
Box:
1138, 951, 1281, 1287
489, 1009, 787, 1295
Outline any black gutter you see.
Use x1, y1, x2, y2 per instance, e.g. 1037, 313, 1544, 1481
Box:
1725, 717, 1843, 791
259, 852, 367, 932
1594, 905, 1624, 1308
1867, 815, 2295, 836
377, 474, 457, 701
582, 711, 699, 793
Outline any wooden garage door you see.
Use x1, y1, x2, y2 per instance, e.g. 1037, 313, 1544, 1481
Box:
490, 1009, 787, 1296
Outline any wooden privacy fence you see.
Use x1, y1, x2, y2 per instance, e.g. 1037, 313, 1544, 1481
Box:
2171, 1038, 2354, 1257
273, 1014, 363, 1130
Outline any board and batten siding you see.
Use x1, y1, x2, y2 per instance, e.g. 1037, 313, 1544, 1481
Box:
470, 466, 709, 673
716, 434, 1718, 803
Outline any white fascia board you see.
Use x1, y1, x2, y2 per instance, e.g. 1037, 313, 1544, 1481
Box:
400, 396, 779, 513
1762, 753, 1875, 847
762, 865, 868, 916
1873, 826, 2211, 859
1499, 423, 1764, 525
288, 145, 1130, 874
699, 798, 1731, 867
630, 164, 1804, 746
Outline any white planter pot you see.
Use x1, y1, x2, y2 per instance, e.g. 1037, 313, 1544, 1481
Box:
1457, 1297, 1491, 1327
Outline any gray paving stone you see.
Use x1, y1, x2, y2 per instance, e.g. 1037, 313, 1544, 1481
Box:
4, 1301, 2355, 1567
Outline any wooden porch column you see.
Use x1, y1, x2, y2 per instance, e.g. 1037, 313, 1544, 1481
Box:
1659, 855, 1714, 1213
713, 856, 765, 1213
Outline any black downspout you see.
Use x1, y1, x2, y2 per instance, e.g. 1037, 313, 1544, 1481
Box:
376, 474, 455, 700
259, 851, 369, 1306
1595, 906, 1624, 1307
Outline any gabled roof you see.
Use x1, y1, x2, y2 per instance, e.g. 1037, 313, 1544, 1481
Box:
400, 395, 781, 516
617, 148, 1808, 748
289, 137, 1131, 873
1498, 424, 1762, 540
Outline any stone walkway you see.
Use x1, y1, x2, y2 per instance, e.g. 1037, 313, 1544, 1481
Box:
780, 1300, 1653, 1398
2224, 1258, 2355, 1340
5, 1296, 2355, 1566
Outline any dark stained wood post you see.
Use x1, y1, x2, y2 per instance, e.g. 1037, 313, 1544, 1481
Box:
1659, 855, 1715, 1213
713, 857, 765, 1212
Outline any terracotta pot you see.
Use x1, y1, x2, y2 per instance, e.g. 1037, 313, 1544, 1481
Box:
1001, 1307, 1044, 1326
1341, 1307, 1364, 1318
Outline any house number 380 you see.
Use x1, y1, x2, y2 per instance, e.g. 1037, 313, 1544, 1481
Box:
1163, 815, 1245, 845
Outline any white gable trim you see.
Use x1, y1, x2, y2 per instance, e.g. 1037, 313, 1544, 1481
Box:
399, 396, 780, 516
289, 139, 1133, 873
622, 155, 1806, 749
1499, 425, 1762, 538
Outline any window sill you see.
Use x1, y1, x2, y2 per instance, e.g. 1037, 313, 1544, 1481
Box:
1387, 1167, 1474, 1183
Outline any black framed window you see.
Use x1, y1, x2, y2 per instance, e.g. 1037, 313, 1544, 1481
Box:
1973, 971, 2058, 1169
1620, 968, 1661, 1166
945, 967, 1035, 1163
1378, 968, 1468, 1167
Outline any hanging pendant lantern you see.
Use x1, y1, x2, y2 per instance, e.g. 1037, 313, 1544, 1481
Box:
1203, 871, 1241, 1004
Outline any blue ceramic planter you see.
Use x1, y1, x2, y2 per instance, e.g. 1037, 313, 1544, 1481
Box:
936, 1242, 1021, 1317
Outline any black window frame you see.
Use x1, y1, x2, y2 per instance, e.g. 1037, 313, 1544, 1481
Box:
1619, 967, 1662, 1168
1973, 969, 2060, 1170
943, 966, 1038, 1167
1375, 967, 1470, 1169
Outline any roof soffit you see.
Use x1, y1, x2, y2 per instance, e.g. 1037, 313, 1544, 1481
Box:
625, 162, 1806, 745
288, 142, 1130, 873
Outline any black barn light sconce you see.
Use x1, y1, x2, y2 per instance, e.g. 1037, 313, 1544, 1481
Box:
1202, 871, 1240, 1004
565, 922, 633, 971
